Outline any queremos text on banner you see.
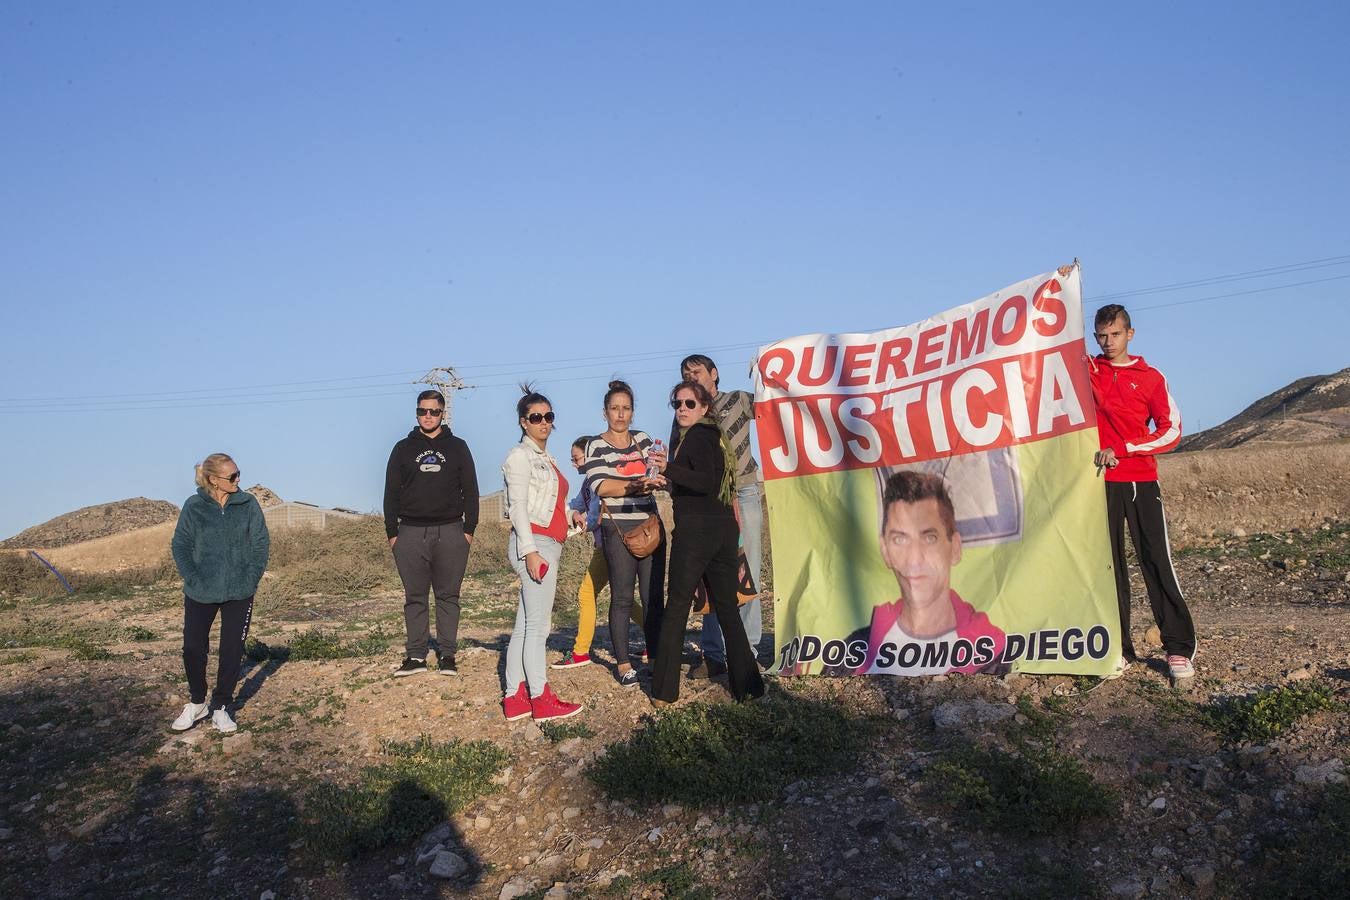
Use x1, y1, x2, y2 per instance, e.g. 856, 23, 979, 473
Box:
754, 265, 1120, 677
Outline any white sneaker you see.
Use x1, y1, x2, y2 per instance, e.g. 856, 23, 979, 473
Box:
170, 702, 209, 732
211, 708, 238, 734
1103, 659, 1133, 681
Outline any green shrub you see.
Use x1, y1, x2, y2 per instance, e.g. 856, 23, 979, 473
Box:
1205, 681, 1337, 743
539, 720, 595, 742
926, 745, 1117, 835
246, 627, 393, 661
125, 625, 158, 642
298, 736, 509, 858
586, 692, 877, 806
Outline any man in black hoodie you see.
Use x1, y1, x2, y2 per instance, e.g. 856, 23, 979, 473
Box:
384, 390, 479, 677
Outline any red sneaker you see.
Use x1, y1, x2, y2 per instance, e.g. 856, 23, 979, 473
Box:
502, 683, 531, 721
531, 683, 583, 721
550, 652, 591, 669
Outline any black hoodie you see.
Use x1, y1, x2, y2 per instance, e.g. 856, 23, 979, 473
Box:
383, 427, 479, 538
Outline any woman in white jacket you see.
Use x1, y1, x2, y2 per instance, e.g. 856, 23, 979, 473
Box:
500, 385, 584, 722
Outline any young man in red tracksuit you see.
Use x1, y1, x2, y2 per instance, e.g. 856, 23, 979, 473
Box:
1090, 304, 1197, 683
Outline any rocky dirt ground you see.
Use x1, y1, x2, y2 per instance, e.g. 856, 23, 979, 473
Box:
2, 438, 1348, 900
1, 518, 1347, 899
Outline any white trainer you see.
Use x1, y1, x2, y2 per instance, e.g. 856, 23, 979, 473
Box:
211, 708, 238, 734
170, 702, 209, 732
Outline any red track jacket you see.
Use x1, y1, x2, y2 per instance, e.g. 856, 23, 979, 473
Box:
1088, 354, 1181, 483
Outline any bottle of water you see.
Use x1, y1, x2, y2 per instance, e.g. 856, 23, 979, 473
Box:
647, 439, 664, 478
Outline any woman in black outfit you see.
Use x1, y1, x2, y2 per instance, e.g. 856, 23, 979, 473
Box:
647, 380, 765, 706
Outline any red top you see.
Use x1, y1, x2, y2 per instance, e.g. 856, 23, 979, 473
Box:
857, 590, 1007, 675
1088, 354, 1182, 483
531, 464, 570, 543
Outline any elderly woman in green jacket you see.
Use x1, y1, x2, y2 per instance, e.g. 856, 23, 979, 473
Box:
170, 452, 269, 734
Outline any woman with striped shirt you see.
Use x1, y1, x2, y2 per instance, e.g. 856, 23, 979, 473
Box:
582, 380, 667, 688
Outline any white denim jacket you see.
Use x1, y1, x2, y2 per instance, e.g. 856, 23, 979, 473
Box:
501, 436, 562, 558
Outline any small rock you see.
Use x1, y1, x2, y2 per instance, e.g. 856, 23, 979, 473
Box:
1109, 878, 1144, 898
1294, 759, 1346, 786
1182, 864, 1216, 889
842, 847, 860, 860
543, 885, 569, 900
932, 700, 1016, 730
474, 815, 492, 831
490, 766, 514, 787
661, 803, 683, 819
647, 827, 663, 842
0, 827, 13, 841
562, 807, 581, 820
1285, 667, 1312, 683
260, 891, 276, 900
1202, 769, 1224, 793
1143, 626, 1162, 646
557, 738, 584, 755
429, 850, 468, 879
500, 876, 536, 900
416, 844, 444, 867
536, 854, 564, 873
47, 843, 67, 862
1149, 797, 1167, 811
576, 850, 591, 869
71, 810, 111, 839
222, 733, 254, 756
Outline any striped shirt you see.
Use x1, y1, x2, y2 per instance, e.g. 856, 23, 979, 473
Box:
582, 431, 658, 521
712, 390, 759, 488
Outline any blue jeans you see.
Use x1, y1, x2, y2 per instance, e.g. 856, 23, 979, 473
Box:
701, 482, 764, 662
505, 533, 563, 698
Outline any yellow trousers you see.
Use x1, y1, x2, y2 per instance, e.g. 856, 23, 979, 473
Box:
572, 547, 643, 657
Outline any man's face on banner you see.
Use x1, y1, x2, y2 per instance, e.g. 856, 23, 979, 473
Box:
880, 498, 963, 614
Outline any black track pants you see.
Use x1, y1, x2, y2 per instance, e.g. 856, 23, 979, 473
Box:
1106, 480, 1196, 660
651, 513, 764, 703
183, 594, 254, 709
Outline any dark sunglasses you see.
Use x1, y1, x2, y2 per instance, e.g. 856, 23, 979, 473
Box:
670, 398, 699, 410
416, 407, 444, 417
525, 411, 556, 425
217, 471, 241, 483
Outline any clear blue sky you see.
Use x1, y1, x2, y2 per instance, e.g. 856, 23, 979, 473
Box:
2, 2, 1347, 538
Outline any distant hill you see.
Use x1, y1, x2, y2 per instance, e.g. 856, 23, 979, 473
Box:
1179, 367, 1350, 452
1, 498, 179, 549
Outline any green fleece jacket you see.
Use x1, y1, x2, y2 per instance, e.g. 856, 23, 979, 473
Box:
171, 488, 270, 604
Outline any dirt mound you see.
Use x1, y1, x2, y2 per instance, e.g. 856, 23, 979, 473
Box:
0, 497, 179, 550
1180, 367, 1350, 451
1161, 438, 1350, 537
247, 484, 284, 508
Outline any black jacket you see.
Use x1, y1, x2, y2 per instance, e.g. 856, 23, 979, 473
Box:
383, 427, 479, 538
665, 423, 735, 520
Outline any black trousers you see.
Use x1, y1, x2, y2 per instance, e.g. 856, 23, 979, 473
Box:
183, 594, 254, 709
601, 520, 666, 666
1106, 480, 1196, 660
652, 513, 765, 703
392, 522, 471, 658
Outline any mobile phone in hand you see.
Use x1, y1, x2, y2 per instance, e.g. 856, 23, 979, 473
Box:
538, 561, 549, 579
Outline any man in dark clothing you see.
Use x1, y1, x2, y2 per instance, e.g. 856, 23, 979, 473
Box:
384, 390, 479, 677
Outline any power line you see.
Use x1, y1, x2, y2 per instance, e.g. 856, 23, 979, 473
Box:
2, 253, 1344, 409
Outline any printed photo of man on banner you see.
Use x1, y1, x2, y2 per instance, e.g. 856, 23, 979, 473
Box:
756, 264, 1121, 677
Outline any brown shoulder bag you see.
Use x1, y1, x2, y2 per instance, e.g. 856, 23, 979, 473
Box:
601, 501, 661, 559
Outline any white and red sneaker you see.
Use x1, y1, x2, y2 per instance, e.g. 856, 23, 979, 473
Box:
550, 652, 591, 669
502, 683, 532, 721
1167, 655, 1195, 681
531, 684, 583, 721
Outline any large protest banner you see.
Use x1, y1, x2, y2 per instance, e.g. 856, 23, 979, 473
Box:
754, 266, 1120, 677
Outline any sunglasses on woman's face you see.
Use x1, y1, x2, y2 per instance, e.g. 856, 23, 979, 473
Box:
525, 411, 555, 425
416, 407, 444, 417
218, 471, 241, 483
670, 398, 699, 410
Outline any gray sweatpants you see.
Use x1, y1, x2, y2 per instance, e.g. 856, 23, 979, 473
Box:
393, 522, 471, 659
